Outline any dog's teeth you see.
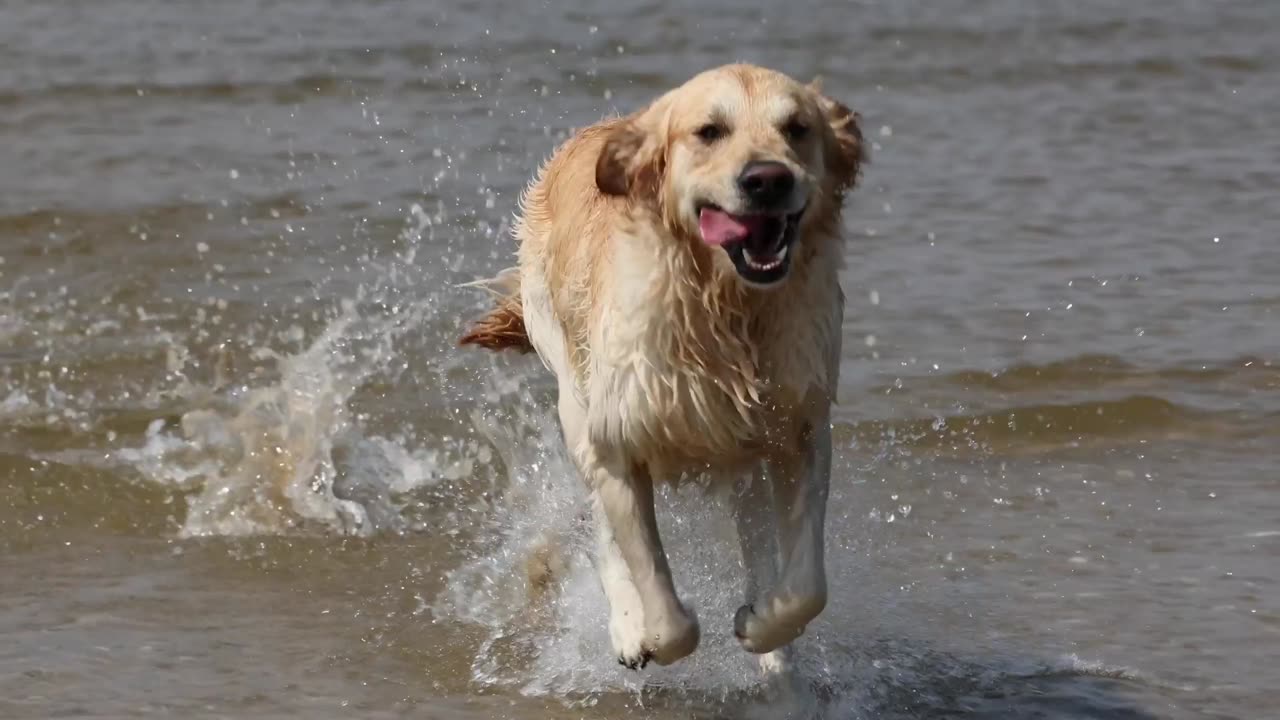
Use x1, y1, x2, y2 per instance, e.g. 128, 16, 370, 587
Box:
744, 244, 788, 271
743, 247, 787, 271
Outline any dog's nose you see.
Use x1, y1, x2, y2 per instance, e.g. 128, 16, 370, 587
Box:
737, 162, 795, 207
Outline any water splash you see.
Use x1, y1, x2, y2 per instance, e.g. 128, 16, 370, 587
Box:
432, 391, 780, 701
112, 205, 442, 537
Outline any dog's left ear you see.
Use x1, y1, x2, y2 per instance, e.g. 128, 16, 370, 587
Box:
808, 77, 866, 191
595, 114, 665, 198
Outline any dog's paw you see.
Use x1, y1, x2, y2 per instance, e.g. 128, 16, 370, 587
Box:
734, 590, 825, 654
611, 607, 699, 669
646, 606, 700, 666
610, 606, 649, 671
617, 648, 654, 671
734, 602, 802, 654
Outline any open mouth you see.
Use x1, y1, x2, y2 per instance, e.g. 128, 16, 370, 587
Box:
697, 203, 804, 286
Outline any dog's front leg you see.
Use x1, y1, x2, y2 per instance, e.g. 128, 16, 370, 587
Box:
587, 451, 700, 667
589, 492, 649, 669
731, 468, 793, 676
734, 412, 831, 655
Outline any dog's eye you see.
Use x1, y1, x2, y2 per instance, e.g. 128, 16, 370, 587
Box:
783, 118, 810, 141
695, 123, 727, 143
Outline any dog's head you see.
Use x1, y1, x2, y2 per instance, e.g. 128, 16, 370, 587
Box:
596, 64, 865, 288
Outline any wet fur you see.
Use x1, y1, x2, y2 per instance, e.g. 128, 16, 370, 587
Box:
461, 64, 864, 672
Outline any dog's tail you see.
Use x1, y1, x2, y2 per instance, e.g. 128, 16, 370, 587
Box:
458, 267, 534, 353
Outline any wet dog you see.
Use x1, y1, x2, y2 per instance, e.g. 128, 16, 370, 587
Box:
461, 63, 864, 673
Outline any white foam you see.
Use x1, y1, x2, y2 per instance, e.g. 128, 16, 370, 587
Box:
0, 390, 34, 419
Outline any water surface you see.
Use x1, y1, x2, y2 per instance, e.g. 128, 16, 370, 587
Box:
2, 1, 1277, 718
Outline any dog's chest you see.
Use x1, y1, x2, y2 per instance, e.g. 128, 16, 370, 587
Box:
579, 239, 840, 468
585, 310, 823, 468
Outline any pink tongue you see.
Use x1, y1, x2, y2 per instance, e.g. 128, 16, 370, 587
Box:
698, 207, 767, 247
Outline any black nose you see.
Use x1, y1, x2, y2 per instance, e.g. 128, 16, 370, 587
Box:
737, 161, 795, 207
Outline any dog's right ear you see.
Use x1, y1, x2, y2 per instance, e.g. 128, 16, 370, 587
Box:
595, 119, 663, 198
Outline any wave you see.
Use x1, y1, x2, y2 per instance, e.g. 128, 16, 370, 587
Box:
930, 353, 1277, 393
0, 194, 314, 237
848, 353, 1278, 454
0, 74, 383, 108
843, 394, 1201, 456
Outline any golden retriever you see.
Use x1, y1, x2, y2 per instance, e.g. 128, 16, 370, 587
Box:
460, 63, 865, 674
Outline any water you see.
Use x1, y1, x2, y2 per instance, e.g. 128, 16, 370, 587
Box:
2, 1, 1277, 717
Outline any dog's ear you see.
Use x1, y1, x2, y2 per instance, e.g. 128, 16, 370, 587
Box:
595, 117, 664, 198
808, 78, 866, 191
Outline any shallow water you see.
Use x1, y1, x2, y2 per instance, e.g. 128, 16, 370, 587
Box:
2, 1, 1278, 718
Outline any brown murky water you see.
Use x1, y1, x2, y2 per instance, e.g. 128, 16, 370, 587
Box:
2, 1, 1278, 718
